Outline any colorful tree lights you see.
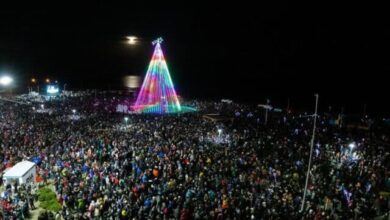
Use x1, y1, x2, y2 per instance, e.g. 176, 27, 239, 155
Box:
133, 38, 194, 114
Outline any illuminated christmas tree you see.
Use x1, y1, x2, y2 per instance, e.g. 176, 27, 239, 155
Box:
133, 38, 187, 113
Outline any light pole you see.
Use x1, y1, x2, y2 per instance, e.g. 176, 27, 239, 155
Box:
124, 117, 129, 127
265, 98, 270, 125
300, 94, 319, 212
31, 78, 37, 93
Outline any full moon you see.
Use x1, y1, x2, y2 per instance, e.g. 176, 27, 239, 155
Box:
127, 36, 137, 45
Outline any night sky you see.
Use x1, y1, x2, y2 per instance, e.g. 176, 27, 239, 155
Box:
0, 2, 389, 114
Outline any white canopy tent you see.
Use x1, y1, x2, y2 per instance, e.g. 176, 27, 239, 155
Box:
2, 161, 36, 185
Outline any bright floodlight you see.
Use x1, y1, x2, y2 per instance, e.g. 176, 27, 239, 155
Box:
72, 109, 76, 114
41, 104, 44, 109
0, 76, 13, 86
218, 129, 222, 135
124, 117, 129, 122
127, 36, 137, 45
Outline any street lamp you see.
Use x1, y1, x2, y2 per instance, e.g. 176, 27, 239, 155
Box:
30, 78, 39, 93
41, 104, 44, 109
72, 109, 76, 114
349, 142, 356, 151
45, 78, 50, 83
217, 129, 222, 137
30, 78, 40, 93
124, 117, 129, 129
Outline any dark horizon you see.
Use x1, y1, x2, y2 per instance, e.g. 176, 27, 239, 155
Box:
0, 2, 389, 115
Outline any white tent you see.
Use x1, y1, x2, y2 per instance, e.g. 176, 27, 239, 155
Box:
3, 161, 36, 185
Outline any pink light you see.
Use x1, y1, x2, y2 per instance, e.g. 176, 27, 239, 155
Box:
133, 38, 182, 113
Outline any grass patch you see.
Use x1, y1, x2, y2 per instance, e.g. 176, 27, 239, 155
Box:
37, 187, 62, 212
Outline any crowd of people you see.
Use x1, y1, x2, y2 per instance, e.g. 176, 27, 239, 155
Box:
0, 92, 389, 219
0, 182, 36, 219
